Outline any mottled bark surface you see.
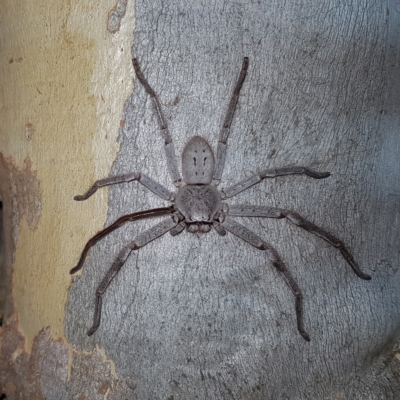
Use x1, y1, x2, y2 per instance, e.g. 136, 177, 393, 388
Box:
53, 0, 400, 398
65, 0, 400, 398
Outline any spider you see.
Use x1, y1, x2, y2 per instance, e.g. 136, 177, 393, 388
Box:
71, 57, 371, 341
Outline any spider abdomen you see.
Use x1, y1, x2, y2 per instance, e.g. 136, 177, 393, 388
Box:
181, 136, 215, 184
175, 184, 221, 227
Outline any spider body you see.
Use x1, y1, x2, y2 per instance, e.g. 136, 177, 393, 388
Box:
174, 135, 222, 233
181, 136, 215, 184
176, 184, 221, 224
71, 57, 371, 340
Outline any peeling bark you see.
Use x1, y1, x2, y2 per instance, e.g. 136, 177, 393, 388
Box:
0, 319, 67, 399
107, 0, 128, 34
0, 319, 132, 399
0, 154, 41, 323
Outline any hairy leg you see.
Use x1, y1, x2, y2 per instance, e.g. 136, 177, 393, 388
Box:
71, 207, 175, 274
226, 205, 371, 280
133, 58, 182, 186
213, 57, 249, 185
222, 167, 330, 199
87, 216, 178, 336
74, 172, 174, 201
220, 216, 310, 341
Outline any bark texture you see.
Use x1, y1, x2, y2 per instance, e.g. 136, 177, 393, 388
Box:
66, 0, 400, 398
1, 0, 399, 399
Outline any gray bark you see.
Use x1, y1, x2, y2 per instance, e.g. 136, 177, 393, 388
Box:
66, 0, 400, 398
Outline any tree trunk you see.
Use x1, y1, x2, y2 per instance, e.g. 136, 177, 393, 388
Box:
1, 0, 399, 399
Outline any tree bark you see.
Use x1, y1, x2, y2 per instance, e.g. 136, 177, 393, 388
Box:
1, 0, 400, 399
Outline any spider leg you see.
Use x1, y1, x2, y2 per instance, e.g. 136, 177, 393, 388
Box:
227, 205, 371, 280
70, 206, 175, 274
87, 215, 179, 336
74, 172, 173, 201
132, 58, 182, 186
220, 216, 310, 341
222, 167, 330, 199
213, 57, 249, 185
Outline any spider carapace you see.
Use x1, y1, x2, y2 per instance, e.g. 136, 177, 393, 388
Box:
71, 57, 371, 340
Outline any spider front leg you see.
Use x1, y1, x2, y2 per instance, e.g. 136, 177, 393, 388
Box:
87, 215, 179, 336
227, 205, 371, 280
220, 217, 310, 341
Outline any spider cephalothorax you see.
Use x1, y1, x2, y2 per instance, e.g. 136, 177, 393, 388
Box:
71, 57, 371, 340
